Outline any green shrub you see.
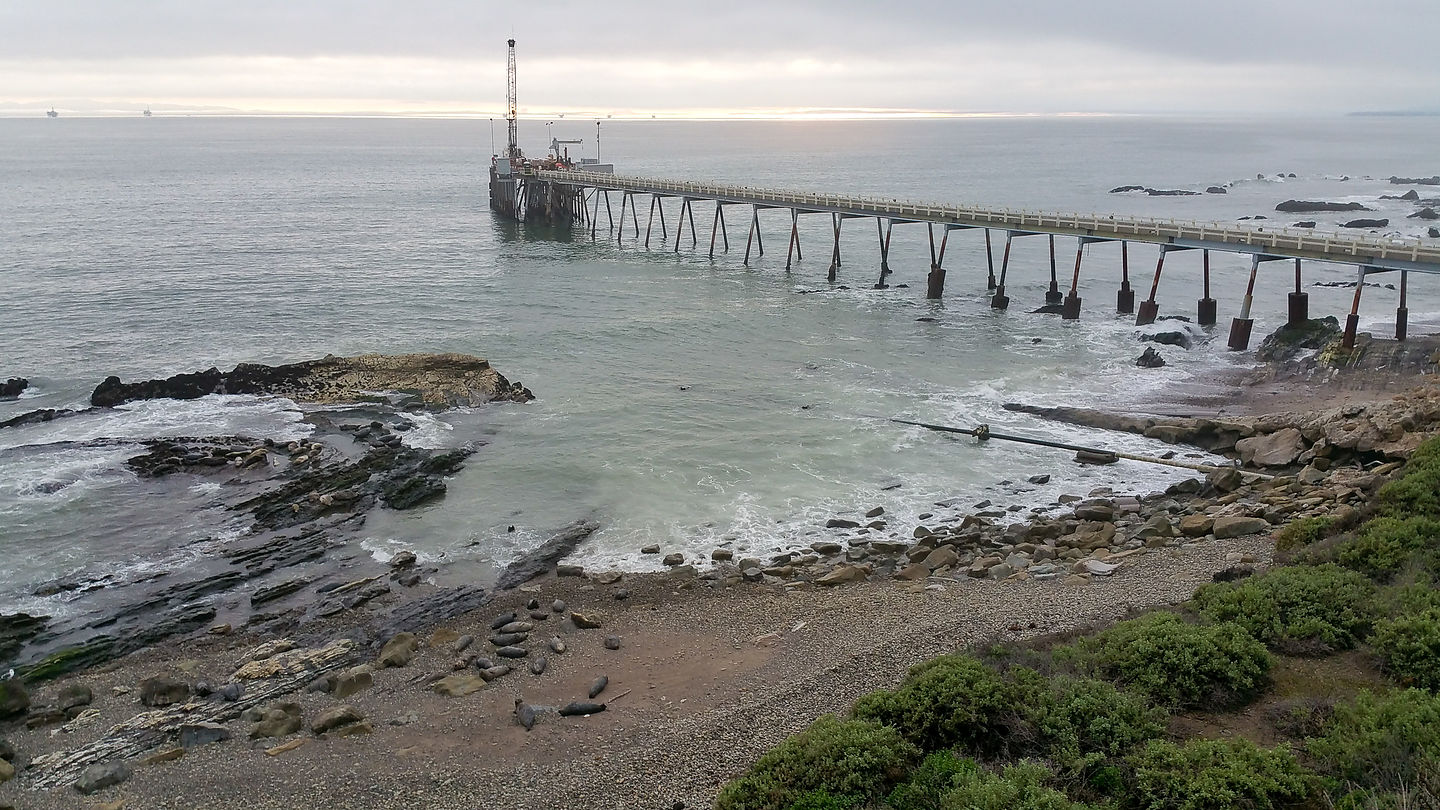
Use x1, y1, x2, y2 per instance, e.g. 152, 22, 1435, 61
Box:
1127, 738, 1316, 810
1276, 516, 1334, 552
1307, 689, 1440, 804
714, 715, 919, 810
1193, 564, 1377, 653
1336, 516, 1440, 580
1375, 438, 1440, 519
939, 760, 1096, 810
784, 792, 857, 810
1022, 676, 1168, 775
851, 654, 1015, 753
887, 751, 973, 810
1056, 612, 1271, 709
1372, 609, 1440, 691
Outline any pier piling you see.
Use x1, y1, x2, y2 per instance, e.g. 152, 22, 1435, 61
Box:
991, 232, 1013, 309
1228, 255, 1263, 351
1288, 258, 1309, 325
786, 209, 800, 270
985, 230, 997, 290
926, 223, 950, 299
1117, 242, 1135, 314
1198, 249, 1217, 326
874, 218, 893, 289
644, 195, 657, 249
1343, 266, 1367, 348
828, 214, 842, 282
1045, 235, 1063, 305
1062, 238, 1087, 320
1398, 269, 1409, 341
1136, 246, 1168, 326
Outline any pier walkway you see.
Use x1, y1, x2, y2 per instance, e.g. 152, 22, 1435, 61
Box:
512, 168, 1440, 349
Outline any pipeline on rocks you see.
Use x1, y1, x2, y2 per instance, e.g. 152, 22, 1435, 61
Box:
880, 416, 1273, 480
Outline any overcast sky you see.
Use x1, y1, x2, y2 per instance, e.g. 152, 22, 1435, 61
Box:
3, 0, 1437, 116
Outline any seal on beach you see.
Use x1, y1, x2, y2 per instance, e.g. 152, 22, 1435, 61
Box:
589, 675, 608, 699
559, 701, 606, 717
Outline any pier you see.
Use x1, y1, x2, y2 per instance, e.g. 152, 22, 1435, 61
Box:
496, 167, 1440, 351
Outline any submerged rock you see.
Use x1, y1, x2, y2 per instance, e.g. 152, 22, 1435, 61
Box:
0, 378, 27, 398
1275, 200, 1370, 213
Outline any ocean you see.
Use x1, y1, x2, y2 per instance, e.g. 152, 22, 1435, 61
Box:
2, 114, 1438, 617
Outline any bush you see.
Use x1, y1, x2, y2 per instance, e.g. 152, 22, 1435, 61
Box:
851, 654, 1015, 754
1275, 516, 1333, 552
1375, 437, 1440, 519
1127, 738, 1316, 810
1372, 609, 1440, 691
1335, 516, 1440, 580
1307, 689, 1440, 805
1193, 564, 1377, 653
1056, 612, 1272, 709
714, 715, 919, 810
887, 751, 973, 810
1022, 676, 1168, 776
938, 760, 1096, 810
784, 792, 857, 810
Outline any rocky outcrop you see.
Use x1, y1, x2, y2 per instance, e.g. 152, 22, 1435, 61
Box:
1409, 208, 1439, 220
1341, 218, 1390, 229
91, 353, 534, 409
0, 408, 81, 430
1275, 200, 1370, 213
1256, 317, 1342, 363
0, 378, 27, 398
494, 519, 601, 591
1390, 176, 1440, 186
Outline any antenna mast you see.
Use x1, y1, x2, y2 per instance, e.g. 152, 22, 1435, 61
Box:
505, 39, 520, 159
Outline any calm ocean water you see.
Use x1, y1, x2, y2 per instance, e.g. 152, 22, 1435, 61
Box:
2, 115, 1437, 612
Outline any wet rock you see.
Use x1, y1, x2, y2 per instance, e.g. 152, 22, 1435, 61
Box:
494, 519, 600, 590
865, 506, 885, 518
1213, 516, 1271, 539
1256, 316, 1341, 363
1206, 186, 1227, 194
1110, 185, 1145, 193
1409, 207, 1440, 220
1275, 200, 1370, 213
825, 518, 861, 529
1135, 347, 1165, 368
0, 378, 27, 399
138, 677, 190, 708
710, 549, 733, 562
1027, 474, 1050, 485
640, 544, 660, 554
1341, 218, 1389, 228
378, 632, 419, 668
662, 553, 685, 567
1141, 331, 1192, 350
312, 705, 365, 734
74, 761, 132, 794
178, 721, 232, 748
389, 551, 417, 570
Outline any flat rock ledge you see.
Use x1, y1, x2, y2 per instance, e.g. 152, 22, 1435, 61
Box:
90, 353, 534, 409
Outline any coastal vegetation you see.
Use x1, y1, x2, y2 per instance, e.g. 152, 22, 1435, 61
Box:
716, 436, 1440, 810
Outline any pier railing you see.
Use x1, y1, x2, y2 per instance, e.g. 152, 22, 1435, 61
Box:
530, 168, 1440, 272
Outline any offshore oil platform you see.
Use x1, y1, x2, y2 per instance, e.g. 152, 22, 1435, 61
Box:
488, 39, 612, 226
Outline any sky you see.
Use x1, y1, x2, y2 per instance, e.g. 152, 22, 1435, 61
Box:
2, 0, 1438, 118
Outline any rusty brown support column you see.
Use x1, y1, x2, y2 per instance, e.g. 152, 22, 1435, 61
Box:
1227, 254, 1263, 350
709, 203, 721, 258
873, 217, 892, 289
644, 194, 656, 249
1397, 269, 1409, 341
1197, 249, 1217, 325
719, 205, 729, 252
785, 209, 799, 270
628, 194, 641, 237
984, 229, 997, 289
1062, 238, 1086, 319
926, 223, 949, 299
687, 201, 698, 248
1288, 258, 1309, 325
1136, 246, 1167, 326
991, 232, 1013, 309
673, 198, 685, 253
656, 195, 668, 238
743, 205, 758, 265
828, 214, 842, 282
1045, 234, 1063, 305
1117, 242, 1135, 314
603, 190, 613, 233
618, 192, 629, 244
1342, 266, 1367, 348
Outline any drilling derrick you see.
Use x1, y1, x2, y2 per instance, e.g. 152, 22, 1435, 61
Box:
505, 38, 520, 160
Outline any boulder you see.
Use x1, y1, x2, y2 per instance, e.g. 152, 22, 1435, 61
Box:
825, 518, 861, 529
138, 676, 190, 708
0, 378, 27, 399
1275, 200, 1369, 213
494, 519, 600, 590
894, 564, 930, 581
378, 632, 419, 668
56, 683, 93, 713
1235, 427, 1306, 468
0, 681, 30, 720
0, 757, 13, 784
1408, 207, 1439, 220
1341, 218, 1389, 229
312, 705, 365, 733
1141, 331, 1192, 350
1206, 186, 1228, 194
921, 546, 960, 571
1178, 515, 1214, 537
332, 666, 374, 699
178, 721, 232, 748
1207, 468, 1244, 493
74, 761, 132, 794
1135, 347, 1165, 368
817, 564, 870, 586
249, 704, 303, 738
571, 612, 603, 630
1212, 516, 1271, 539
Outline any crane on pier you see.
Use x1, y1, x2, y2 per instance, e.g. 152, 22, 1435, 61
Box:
505, 38, 521, 160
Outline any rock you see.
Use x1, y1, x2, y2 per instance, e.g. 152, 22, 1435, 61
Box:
0, 681, 30, 720
1207, 467, 1244, 493
266, 738, 310, 756
552, 599, 567, 613
1206, 186, 1227, 194
1074, 503, 1115, 522
556, 564, 585, 578
710, 549, 733, 561
389, 551, 417, 569
1212, 516, 1271, 539
0, 738, 14, 761
0, 758, 12, 784
378, 632, 419, 668
604, 635, 623, 650
1235, 427, 1305, 467
1430, 227, 1440, 238
894, 563, 930, 581
1141, 331, 1192, 350
432, 674, 487, 697
529, 656, 548, 675
922, 546, 960, 571
1275, 200, 1370, 213
548, 637, 567, 654
1028, 474, 1051, 485
1292, 220, 1316, 228
74, 761, 132, 794
312, 705, 365, 734
1409, 207, 1440, 220
559, 701, 606, 717
589, 675, 609, 699
0, 378, 28, 399
571, 612, 603, 630
249, 703, 303, 738
613, 589, 631, 600
825, 518, 861, 529
178, 721, 231, 748
494, 519, 601, 590
1110, 185, 1145, 193
640, 544, 660, 554
593, 571, 623, 585
1083, 559, 1121, 576
810, 541, 843, 555
816, 564, 870, 586
1178, 514, 1214, 537
142, 747, 186, 765
662, 553, 685, 567
495, 646, 529, 659
333, 666, 374, 699
1135, 347, 1165, 368
138, 676, 190, 707
1341, 218, 1389, 228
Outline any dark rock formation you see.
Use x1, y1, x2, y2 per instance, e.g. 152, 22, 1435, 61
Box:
1275, 200, 1370, 213
1109, 185, 1144, 193
494, 519, 601, 591
0, 408, 80, 430
1341, 218, 1390, 229
0, 613, 48, 663
0, 378, 27, 399
1256, 317, 1342, 363
91, 353, 534, 409
1389, 176, 1440, 185
1381, 190, 1421, 201
1144, 188, 1200, 196
1292, 221, 1317, 229
1408, 207, 1439, 220
1206, 186, 1228, 194
1135, 347, 1166, 368
1140, 331, 1193, 350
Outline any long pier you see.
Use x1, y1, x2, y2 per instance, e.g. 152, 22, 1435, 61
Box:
499, 167, 1440, 350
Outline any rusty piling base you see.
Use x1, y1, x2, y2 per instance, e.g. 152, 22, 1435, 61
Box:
1197, 298, 1217, 326
1135, 300, 1159, 326
991, 286, 1010, 310
1288, 291, 1310, 326
1397, 307, 1409, 341
1062, 293, 1081, 320
1117, 285, 1135, 314
926, 266, 946, 299
1045, 285, 1064, 306
1228, 317, 1255, 351
1343, 313, 1360, 348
